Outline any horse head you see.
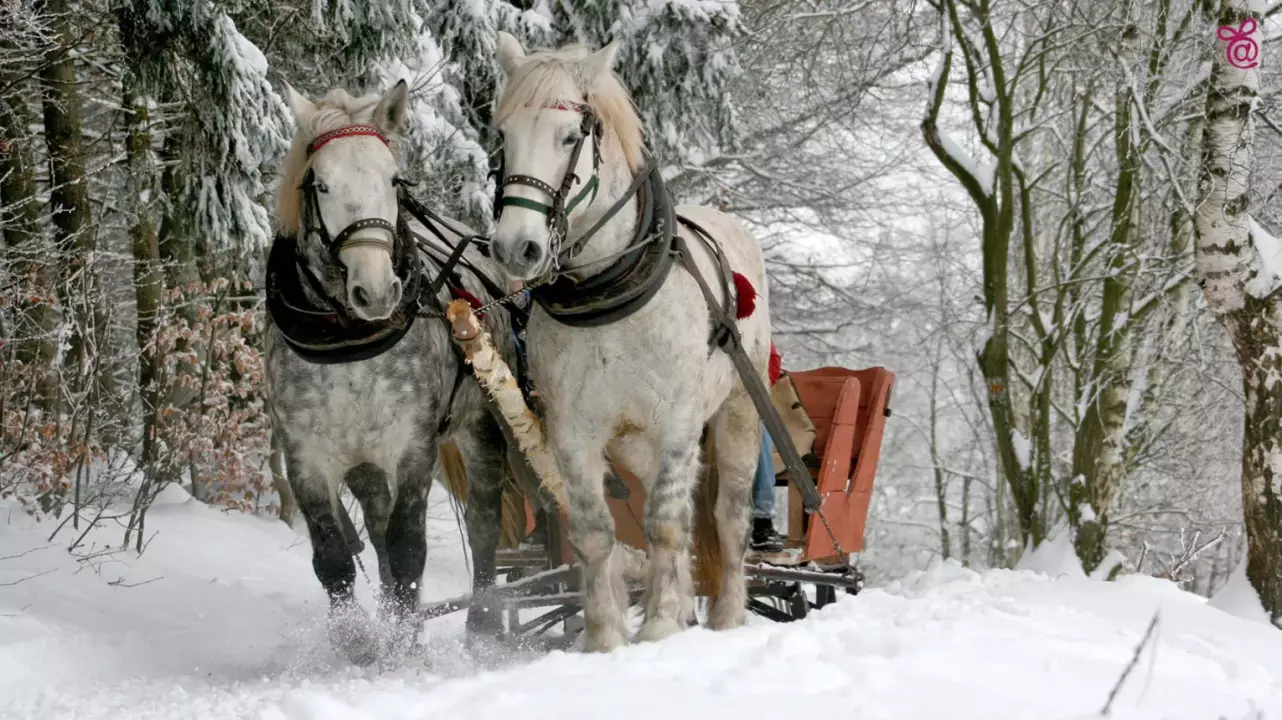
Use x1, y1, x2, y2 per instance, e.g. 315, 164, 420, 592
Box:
275, 79, 411, 321
489, 32, 646, 281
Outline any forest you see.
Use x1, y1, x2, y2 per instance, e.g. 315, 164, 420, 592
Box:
1, 0, 1279, 627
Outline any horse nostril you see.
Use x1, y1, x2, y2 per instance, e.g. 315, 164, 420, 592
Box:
520, 240, 542, 264
352, 285, 371, 308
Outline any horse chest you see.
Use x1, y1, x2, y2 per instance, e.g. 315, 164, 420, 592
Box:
267, 337, 436, 469
526, 302, 734, 425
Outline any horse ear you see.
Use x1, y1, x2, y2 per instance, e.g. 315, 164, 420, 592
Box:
496, 31, 527, 76
373, 79, 409, 133
282, 80, 316, 126
582, 39, 621, 86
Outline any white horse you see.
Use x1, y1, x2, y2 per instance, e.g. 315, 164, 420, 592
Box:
486, 33, 772, 651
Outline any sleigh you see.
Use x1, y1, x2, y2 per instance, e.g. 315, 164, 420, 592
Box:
422, 360, 895, 647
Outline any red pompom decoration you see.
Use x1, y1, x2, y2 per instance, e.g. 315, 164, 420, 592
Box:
451, 287, 484, 312
768, 342, 782, 386
732, 272, 756, 319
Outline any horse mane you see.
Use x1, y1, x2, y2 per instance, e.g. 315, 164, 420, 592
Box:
274, 88, 402, 238
494, 43, 646, 174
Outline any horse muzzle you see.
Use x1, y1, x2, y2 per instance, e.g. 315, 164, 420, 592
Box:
490, 228, 550, 281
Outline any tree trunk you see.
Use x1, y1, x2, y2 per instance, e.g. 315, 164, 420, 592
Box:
1192, 0, 1281, 626
35, 0, 109, 404
929, 342, 952, 559
156, 130, 203, 413
0, 51, 58, 410
921, 0, 1042, 550
121, 68, 164, 497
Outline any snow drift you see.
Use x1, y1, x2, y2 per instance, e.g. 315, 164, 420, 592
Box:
2, 486, 1280, 720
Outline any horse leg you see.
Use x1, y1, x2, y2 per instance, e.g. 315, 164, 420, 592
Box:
705, 390, 757, 630
553, 430, 626, 652
634, 416, 701, 643
453, 414, 508, 639
285, 449, 378, 665
383, 447, 435, 649
344, 463, 394, 588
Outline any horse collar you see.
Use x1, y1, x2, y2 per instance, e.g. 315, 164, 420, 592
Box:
264, 226, 425, 365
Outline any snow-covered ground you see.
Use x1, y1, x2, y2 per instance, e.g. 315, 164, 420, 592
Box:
2, 485, 1280, 720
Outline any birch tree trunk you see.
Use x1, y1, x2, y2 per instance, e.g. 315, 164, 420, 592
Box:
1070, 72, 1144, 571
1192, 0, 1281, 625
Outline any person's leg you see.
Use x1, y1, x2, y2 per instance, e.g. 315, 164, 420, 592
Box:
750, 424, 784, 552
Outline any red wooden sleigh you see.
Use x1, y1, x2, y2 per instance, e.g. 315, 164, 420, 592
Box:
421, 363, 895, 636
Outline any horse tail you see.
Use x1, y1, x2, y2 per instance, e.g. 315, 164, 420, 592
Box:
691, 430, 724, 598
438, 439, 528, 549
437, 440, 470, 504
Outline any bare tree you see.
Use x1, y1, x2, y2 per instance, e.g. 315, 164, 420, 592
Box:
1190, 0, 1281, 624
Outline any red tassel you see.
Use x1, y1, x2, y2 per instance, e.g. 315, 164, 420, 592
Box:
732, 272, 756, 319
451, 287, 484, 312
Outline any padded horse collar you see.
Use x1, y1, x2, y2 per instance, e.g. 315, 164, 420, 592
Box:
265, 227, 425, 364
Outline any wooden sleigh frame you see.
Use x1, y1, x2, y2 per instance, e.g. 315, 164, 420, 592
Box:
421, 363, 896, 645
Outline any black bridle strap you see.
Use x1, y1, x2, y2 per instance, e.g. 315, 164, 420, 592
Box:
496, 105, 602, 258
558, 161, 655, 264
328, 217, 397, 254
300, 170, 399, 259
397, 190, 515, 308
424, 230, 474, 299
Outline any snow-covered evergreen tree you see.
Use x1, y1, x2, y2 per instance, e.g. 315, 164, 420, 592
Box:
119, 0, 290, 252
427, 0, 741, 222
376, 24, 497, 228
549, 0, 740, 168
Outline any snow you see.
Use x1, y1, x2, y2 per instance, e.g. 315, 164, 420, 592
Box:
4, 494, 1282, 719
231, 23, 269, 76
1011, 428, 1031, 471
1209, 554, 1273, 626
1015, 525, 1087, 580
1246, 217, 1282, 299
1089, 549, 1128, 581
938, 130, 995, 196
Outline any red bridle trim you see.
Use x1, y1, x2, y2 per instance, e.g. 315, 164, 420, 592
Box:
533, 101, 590, 113
307, 125, 390, 155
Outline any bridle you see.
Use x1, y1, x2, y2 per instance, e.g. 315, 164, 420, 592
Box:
493, 100, 602, 262
298, 124, 407, 263
282, 122, 425, 325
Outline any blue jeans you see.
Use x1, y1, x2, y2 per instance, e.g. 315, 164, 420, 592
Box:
752, 424, 775, 520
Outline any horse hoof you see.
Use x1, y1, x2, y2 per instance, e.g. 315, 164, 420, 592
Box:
582, 626, 626, 653
328, 603, 380, 666
635, 617, 683, 644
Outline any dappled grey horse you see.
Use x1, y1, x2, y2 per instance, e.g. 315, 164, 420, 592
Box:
264, 79, 521, 664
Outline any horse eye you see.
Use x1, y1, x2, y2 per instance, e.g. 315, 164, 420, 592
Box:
314, 179, 329, 194
563, 134, 581, 147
